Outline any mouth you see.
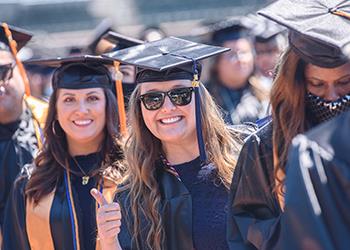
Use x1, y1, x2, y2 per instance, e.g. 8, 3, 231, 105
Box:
159, 116, 183, 125
73, 119, 93, 127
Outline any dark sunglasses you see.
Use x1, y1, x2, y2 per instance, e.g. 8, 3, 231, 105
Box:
0, 63, 15, 82
139, 87, 194, 110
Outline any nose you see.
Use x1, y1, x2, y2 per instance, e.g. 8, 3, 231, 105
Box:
160, 95, 176, 112
76, 100, 89, 114
324, 85, 340, 101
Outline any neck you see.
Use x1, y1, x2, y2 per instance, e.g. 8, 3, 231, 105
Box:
162, 141, 200, 165
68, 134, 104, 157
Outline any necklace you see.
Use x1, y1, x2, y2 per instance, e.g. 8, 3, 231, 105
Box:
72, 157, 91, 185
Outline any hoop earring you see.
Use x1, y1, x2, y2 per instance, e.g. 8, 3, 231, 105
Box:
52, 120, 62, 137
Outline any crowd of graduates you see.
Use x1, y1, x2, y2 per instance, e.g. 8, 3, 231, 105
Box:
0, 0, 349, 249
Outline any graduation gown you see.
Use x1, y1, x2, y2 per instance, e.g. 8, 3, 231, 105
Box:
0, 96, 46, 245
2, 161, 118, 250
227, 120, 281, 250
266, 111, 350, 250
116, 165, 195, 250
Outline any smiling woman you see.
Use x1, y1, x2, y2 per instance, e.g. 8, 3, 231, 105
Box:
95, 37, 253, 250
2, 56, 126, 250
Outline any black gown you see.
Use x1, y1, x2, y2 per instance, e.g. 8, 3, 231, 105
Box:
0, 108, 38, 239
2, 153, 118, 250
117, 159, 232, 250
227, 120, 282, 250
266, 110, 350, 250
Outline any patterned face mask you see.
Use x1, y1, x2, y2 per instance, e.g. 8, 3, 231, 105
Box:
306, 92, 350, 124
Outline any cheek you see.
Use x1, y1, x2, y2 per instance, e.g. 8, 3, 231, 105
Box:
95, 103, 107, 127
141, 106, 155, 132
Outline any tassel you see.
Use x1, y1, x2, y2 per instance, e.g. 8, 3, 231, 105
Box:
192, 72, 207, 165
113, 61, 127, 135
2, 23, 31, 97
329, 8, 350, 20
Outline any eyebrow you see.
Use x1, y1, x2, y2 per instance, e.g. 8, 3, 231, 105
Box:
306, 74, 350, 82
61, 91, 101, 97
145, 84, 189, 93
335, 74, 350, 82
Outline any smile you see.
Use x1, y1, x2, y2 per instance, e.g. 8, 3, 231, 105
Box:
160, 116, 182, 124
73, 119, 93, 126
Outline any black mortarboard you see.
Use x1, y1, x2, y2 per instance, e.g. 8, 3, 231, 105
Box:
0, 24, 32, 51
103, 36, 229, 164
24, 55, 128, 134
87, 19, 113, 55
24, 55, 115, 90
102, 31, 144, 51
206, 16, 255, 45
258, 0, 350, 68
247, 14, 286, 43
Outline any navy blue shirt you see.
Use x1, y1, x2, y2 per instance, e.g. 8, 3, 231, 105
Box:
173, 157, 229, 250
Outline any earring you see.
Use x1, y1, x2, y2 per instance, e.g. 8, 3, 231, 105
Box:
52, 120, 62, 137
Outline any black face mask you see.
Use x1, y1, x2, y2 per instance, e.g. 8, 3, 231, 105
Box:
306, 92, 350, 125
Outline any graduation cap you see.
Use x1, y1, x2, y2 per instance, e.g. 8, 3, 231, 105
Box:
102, 31, 144, 51
258, 0, 350, 68
87, 19, 114, 55
204, 16, 255, 45
24, 55, 115, 89
0, 23, 32, 52
25, 55, 128, 134
1, 23, 33, 96
103, 36, 229, 164
246, 14, 286, 43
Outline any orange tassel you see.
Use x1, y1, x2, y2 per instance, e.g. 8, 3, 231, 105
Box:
113, 61, 127, 135
2, 23, 31, 97
330, 9, 350, 20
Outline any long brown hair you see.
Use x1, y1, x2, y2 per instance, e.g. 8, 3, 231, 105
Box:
270, 47, 310, 200
121, 82, 242, 250
26, 88, 124, 204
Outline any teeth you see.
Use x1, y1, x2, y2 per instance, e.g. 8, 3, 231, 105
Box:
73, 120, 92, 126
161, 116, 181, 124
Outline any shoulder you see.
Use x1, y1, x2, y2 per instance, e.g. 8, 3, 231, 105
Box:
243, 119, 273, 150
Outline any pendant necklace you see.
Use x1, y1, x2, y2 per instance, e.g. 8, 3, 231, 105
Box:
72, 157, 90, 185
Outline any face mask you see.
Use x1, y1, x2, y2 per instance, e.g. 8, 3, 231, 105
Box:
306, 92, 350, 124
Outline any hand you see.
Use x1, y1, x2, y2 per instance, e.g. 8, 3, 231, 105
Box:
91, 188, 122, 249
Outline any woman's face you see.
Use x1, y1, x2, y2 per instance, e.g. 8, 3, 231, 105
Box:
56, 87, 106, 148
139, 80, 197, 145
217, 38, 255, 89
305, 62, 350, 101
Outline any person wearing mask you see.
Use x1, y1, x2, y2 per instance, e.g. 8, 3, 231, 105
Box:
227, 1, 350, 249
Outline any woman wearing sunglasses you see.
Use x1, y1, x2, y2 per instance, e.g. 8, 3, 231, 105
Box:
95, 37, 250, 250
227, 1, 350, 249
2, 57, 125, 250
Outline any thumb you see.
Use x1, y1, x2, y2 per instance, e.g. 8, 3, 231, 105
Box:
90, 188, 108, 206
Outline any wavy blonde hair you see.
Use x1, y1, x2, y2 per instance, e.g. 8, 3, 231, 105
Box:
270, 47, 311, 203
120, 82, 242, 249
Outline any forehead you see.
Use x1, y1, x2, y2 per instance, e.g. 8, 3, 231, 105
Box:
57, 87, 105, 96
223, 38, 252, 51
140, 79, 192, 93
0, 50, 15, 65
305, 62, 350, 79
